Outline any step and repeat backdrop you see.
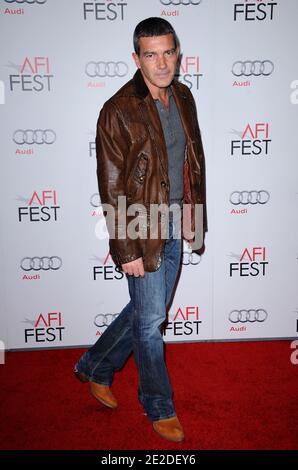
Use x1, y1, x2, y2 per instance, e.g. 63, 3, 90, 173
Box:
0, 0, 297, 350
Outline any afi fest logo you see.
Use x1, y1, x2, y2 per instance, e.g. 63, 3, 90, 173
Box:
230, 123, 271, 157
8, 56, 53, 92
88, 130, 96, 157
18, 190, 60, 222
91, 252, 124, 281
160, 0, 202, 18
229, 247, 268, 277
83, 0, 128, 21
176, 56, 202, 90
233, 1, 278, 22
24, 312, 65, 344
164, 306, 202, 336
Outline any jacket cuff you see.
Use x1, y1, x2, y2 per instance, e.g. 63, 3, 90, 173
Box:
110, 244, 143, 268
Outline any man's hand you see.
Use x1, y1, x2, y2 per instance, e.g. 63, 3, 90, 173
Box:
122, 257, 145, 277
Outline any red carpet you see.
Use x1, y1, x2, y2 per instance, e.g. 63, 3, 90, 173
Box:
0, 340, 297, 450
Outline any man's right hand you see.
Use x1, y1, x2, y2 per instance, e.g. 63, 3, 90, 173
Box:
121, 257, 145, 277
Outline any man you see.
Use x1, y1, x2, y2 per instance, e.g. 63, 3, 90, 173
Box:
74, 17, 207, 443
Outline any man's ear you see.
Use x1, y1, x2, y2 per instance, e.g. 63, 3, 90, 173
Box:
132, 52, 141, 69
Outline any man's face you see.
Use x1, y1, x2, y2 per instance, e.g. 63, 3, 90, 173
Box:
132, 33, 179, 96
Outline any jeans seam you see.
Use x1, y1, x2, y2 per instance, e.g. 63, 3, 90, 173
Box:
90, 326, 130, 378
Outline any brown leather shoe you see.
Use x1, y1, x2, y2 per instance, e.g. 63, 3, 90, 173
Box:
89, 382, 118, 409
153, 416, 184, 442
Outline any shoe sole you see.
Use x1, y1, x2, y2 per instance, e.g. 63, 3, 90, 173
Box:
153, 420, 185, 443
153, 427, 185, 443
153, 428, 185, 442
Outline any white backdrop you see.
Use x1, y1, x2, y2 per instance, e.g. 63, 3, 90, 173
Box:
0, 0, 297, 350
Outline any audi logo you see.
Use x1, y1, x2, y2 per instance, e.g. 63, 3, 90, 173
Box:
160, 0, 202, 4
13, 129, 56, 145
182, 251, 201, 265
94, 313, 118, 328
232, 60, 274, 77
21, 256, 62, 271
229, 309, 268, 323
90, 193, 100, 207
229, 190, 270, 205
5, 0, 47, 3
85, 61, 128, 78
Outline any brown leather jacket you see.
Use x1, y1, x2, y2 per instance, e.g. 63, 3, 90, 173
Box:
96, 69, 207, 272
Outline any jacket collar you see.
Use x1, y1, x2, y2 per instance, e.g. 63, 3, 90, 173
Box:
133, 69, 149, 99
132, 69, 187, 101
132, 69, 192, 141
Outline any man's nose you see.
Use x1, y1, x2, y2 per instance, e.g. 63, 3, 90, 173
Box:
156, 55, 167, 69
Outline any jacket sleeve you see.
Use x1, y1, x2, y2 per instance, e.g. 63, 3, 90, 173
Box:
96, 101, 143, 267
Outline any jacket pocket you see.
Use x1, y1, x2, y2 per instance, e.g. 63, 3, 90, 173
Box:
127, 151, 149, 200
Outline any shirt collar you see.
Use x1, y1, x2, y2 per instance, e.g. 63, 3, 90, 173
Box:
154, 86, 173, 103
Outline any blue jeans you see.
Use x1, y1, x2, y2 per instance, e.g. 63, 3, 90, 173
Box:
75, 220, 182, 421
